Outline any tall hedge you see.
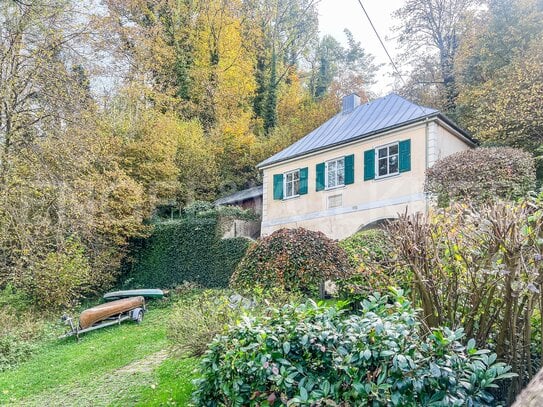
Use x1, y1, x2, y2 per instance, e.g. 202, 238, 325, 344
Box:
124, 216, 250, 289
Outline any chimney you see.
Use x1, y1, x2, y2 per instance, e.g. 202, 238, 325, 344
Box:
342, 93, 361, 114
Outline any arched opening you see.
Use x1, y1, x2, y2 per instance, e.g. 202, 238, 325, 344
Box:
356, 217, 397, 233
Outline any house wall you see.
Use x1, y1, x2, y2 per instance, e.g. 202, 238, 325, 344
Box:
260, 119, 472, 240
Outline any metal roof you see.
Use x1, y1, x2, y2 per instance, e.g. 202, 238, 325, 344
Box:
257, 93, 471, 168
215, 185, 263, 206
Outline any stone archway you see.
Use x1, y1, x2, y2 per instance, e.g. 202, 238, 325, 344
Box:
356, 217, 397, 233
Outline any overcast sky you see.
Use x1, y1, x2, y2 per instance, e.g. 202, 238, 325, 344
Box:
317, 0, 406, 95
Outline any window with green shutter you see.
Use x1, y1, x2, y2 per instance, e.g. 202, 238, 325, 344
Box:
273, 174, 283, 200
345, 154, 354, 185
399, 139, 411, 172
316, 163, 325, 191
364, 149, 375, 180
299, 167, 308, 195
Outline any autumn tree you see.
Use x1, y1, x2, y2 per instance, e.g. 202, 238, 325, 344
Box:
392, 0, 482, 113
455, 0, 543, 177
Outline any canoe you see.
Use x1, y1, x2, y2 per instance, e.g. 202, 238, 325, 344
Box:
79, 296, 144, 329
103, 289, 164, 302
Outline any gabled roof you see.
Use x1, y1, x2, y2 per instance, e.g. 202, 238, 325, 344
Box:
257, 93, 473, 168
215, 185, 263, 206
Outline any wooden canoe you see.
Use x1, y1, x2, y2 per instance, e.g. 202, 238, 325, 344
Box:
103, 289, 164, 301
79, 296, 144, 330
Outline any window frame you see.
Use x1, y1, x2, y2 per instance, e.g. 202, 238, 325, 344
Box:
283, 169, 301, 199
375, 142, 400, 179
325, 156, 346, 190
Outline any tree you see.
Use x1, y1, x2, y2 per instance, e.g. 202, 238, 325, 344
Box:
392, 0, 482, 113
455, 0, 543, 177
308, 30, 378, 99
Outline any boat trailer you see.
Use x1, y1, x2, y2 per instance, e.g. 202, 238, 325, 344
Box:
60, 299, 145, 340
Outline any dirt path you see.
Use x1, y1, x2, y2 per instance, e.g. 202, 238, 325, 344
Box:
14, 350, 169, 407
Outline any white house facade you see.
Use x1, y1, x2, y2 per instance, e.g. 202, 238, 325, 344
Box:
256, 93, 475, 240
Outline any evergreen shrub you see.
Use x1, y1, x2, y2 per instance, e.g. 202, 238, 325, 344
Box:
230, 228, 353, 295
193, 289, 516, 406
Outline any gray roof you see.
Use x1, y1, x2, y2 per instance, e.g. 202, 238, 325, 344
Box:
257, 93, 472, 168
215, 185, 263, 206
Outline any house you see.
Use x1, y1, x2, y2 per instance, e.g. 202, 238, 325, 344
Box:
256, 93, 476, 240
215, 185, 263, 215
214, 185, 263, 239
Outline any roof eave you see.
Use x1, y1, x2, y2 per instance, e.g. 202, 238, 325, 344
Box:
256, 113, 440, 170
436, 114, 478, 146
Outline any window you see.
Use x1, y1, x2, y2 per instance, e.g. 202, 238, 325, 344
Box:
376, 143, 399, 178
325, 157, 345, 189
284, 169, 300, 198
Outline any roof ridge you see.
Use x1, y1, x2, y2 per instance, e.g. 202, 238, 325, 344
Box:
256, 94, 465, 169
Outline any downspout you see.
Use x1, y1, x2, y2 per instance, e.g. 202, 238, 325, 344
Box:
424, 118, 430, 215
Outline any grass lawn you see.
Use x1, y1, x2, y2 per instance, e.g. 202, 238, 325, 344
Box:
0, 306, 197, 406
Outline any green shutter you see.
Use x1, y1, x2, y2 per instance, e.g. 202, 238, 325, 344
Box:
344, 154, 354, 185
399, 139, 411, 173
299, 167, 308, 195
273, 174, 283, 200
316, 163, 325, 191
364, 149, 375, 180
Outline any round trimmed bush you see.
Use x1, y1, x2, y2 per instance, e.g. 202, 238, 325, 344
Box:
230, 228, 353, 295
338, 229, 396, 304
193, 289, 515, 406
425, 147, 536, 205
339, 229, 390, 269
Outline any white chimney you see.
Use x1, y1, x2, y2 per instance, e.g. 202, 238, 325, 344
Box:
342, 93, 361, 114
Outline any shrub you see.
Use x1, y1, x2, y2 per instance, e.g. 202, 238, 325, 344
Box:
169, 290, 247, 357
0, 291, 46, 372
230, 228, 353, 296
387, 196, 543, 401
27, 238, 92, 310
339, 229, 390, 268
193, 289, 515, 406
338, 230, 397, 306
425, 147, 536, 205
169, 288, 302, 357
124, 216, 250, 289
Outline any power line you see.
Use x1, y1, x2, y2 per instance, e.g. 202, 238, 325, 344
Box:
355, 0, 430, 117
355, 0, 407, 87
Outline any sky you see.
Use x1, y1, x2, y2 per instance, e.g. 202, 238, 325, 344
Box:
317, 0, 406, 95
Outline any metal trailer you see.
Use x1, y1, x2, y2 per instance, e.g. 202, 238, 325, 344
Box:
60, 305, 145, 340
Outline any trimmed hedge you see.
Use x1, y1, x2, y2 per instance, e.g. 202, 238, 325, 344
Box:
230, 228, 353, 295
425, 147, 536, 205
124, 216, 250, 289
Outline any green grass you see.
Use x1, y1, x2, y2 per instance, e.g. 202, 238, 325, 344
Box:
0, 306, 197, 406
113, 358, 198, 406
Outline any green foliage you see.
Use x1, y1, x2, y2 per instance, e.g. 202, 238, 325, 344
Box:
27, 238, 92, 311
230, 228, 353, 295
338, 229, 396, 306
168, 288, 301, 358
339, 229, 390, 269
168, 290, 249, 357
125, 215, 250, 289
456, 0, 543, 175
193, 289, 515, 406
0, 293, 45, 372
425, 147, 536, 205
